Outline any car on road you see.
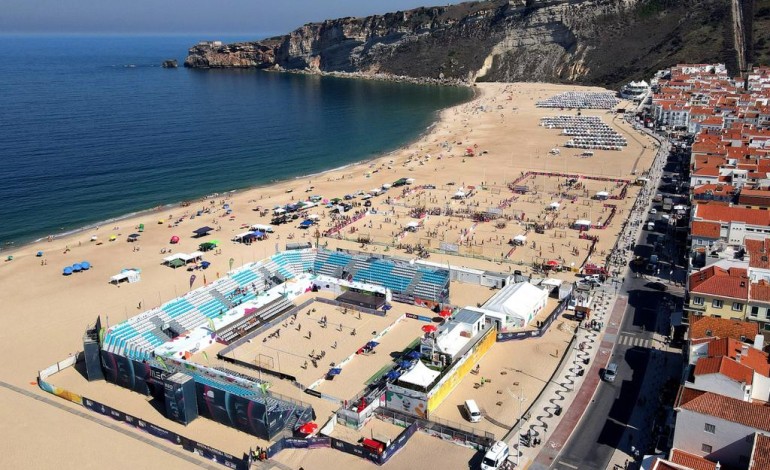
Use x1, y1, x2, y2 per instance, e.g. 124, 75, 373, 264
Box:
649, 208, 657, 214
603, 363, 618, 382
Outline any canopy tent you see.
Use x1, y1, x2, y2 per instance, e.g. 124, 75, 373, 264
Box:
548, 202, 560, 209
481, 281, 548, 327
307, 214, 320, 220
179, 251, 203, 263
513, 234, 527, 245
298, 422, 318, 435
163, 253, 184, 263
299, 220, 314, 229
167, 259, 185, 269
109, 269, 140, 284
127, 233, 140, 242
232, 231, 254, 241
453, 190, 466, 199
397, 359, 440, 389
573, 219, 591, 228
596, 191, 609, 198
422, 324, 437, 333
192, 226, 214, 237
198, 241, 218, 251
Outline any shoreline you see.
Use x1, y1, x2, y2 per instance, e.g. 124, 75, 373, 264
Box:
2, 87, 477, 255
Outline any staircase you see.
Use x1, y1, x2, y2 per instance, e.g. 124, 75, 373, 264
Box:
210, 289, 235, 309
405, 271, 424, 296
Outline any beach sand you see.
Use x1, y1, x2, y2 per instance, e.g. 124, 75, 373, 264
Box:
0, 82, 657, 469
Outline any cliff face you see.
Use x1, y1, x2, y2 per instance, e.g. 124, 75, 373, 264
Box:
184, 0, 739, 86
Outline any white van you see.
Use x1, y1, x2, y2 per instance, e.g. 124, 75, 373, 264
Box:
464, 399, 482, 423
480, 441, 509, 470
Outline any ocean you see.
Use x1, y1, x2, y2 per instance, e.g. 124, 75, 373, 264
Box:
0, 35, 472, 248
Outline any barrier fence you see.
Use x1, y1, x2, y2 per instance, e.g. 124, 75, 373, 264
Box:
496, 295, 570, 342
375, 407, 494, 451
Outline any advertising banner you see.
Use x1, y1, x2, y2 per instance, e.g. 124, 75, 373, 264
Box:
380, 422, 418, 464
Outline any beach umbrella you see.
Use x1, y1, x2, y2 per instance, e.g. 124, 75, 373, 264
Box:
36, 251, 43, 257
109, 235, 117, 241
298, 422, 318, 434
406, 351, 421, 360
62, 267, 73, 276
397, 360, 412, 369
201, 261, 211, 269
546, 260, 560, 267
366, 341, 379, 349
81, 261, 91, 270
170, 236, 180, 244
439, 309, 452, 318
383, 304, 392, 311
422, 324, 437, 333
72, 263, 83, 272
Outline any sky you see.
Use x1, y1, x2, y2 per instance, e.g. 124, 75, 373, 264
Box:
1, 0, 464, 36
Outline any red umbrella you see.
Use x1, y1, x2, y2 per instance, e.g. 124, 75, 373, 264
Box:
422, 324, 438, 333
546, 260, 559, 266
439, 310, 452, 318
170, 236, 180, 244
298, 422, 318, 434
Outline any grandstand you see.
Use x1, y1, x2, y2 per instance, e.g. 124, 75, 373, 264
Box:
103, 248, 450, 363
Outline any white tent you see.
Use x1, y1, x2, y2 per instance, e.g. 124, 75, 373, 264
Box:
574, 219, 591, 227
481, 282, 548, 327
233, 231, 254, 241
453, 190, 466, 199
163, 253, 185, 263
308, 214, 320, 220
110, 269, 140, 284
513, 234, 527, 245
596, 191, 609, 198
548, 202, 560, 209
397, 359, 440, 388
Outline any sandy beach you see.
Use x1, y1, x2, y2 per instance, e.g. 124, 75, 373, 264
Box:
0, 82, 658, 469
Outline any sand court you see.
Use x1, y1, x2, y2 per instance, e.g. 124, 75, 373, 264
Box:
223, 297, 418, 389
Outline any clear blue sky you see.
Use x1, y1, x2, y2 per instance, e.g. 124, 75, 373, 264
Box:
2, 0, 464, 36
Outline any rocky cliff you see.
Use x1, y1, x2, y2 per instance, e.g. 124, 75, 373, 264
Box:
185, 0, 740, 86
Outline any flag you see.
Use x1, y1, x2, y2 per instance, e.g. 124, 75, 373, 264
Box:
202, 351, 210, 364
98, 327, 105, 346
259, 382, 269, 394
189, 274, 196, 289
156, 356, 169, 371
207, 318, 215, 332
203, 275, 207, 285
229, 257, 234, 270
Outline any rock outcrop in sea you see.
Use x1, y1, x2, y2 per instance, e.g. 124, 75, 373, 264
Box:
162, 59, 178, 68
184, 0, 745, 86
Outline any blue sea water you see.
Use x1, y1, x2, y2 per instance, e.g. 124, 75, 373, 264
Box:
0, 35, 472, 247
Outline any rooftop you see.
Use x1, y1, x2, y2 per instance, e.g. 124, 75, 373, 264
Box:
689, 315, 759, 341
678, 386, 770, 431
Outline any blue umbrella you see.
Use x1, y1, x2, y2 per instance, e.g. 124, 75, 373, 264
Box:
72, 263, 83, 272
80, 261, 91, 270
385, 370, 401, 380
406, 351, 421, 360
366, 341, 379, 349
62, 267, 73, 276
201, 261, 211, 269
397, 360, 412, 369
383, 304, 393, 311
36, 251, 43, 257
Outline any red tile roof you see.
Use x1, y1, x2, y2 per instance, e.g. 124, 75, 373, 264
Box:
751, 281, 770, 302
690, 221, 721, 239
688, 266, 749, 300
694, 355, 754, 384
706, 338, 770, 377
690, 315, 759, 341
746, 238, 770, 269
678, 386, 770, 431
695, 203, 770, 226
670, 449, 718, 470
751, 434, 770, 470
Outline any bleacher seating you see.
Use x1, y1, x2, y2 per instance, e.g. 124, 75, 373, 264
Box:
103, 248, 451, 361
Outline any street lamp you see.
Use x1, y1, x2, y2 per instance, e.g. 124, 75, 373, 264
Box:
507, 384, 527, 467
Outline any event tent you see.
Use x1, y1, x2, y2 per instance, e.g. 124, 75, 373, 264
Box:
110, 269, 141, 284
397, 359, 440, 389
513, 234, 527, 245
481, 281, 548, 328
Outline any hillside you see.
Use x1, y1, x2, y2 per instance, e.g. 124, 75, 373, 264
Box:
185, 0, 743, 87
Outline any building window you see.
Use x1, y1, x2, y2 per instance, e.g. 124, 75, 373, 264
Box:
693, 297, 704, 306
732, 302, 744, 311
702, 443, 713, 453
751, 306, 760, 317
765, 324, 770, 332
712, 299, 723, 309
704, 423, 715, 434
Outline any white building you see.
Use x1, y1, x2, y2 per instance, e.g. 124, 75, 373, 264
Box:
673, 386, 770, 468
477, 281, 548, 330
